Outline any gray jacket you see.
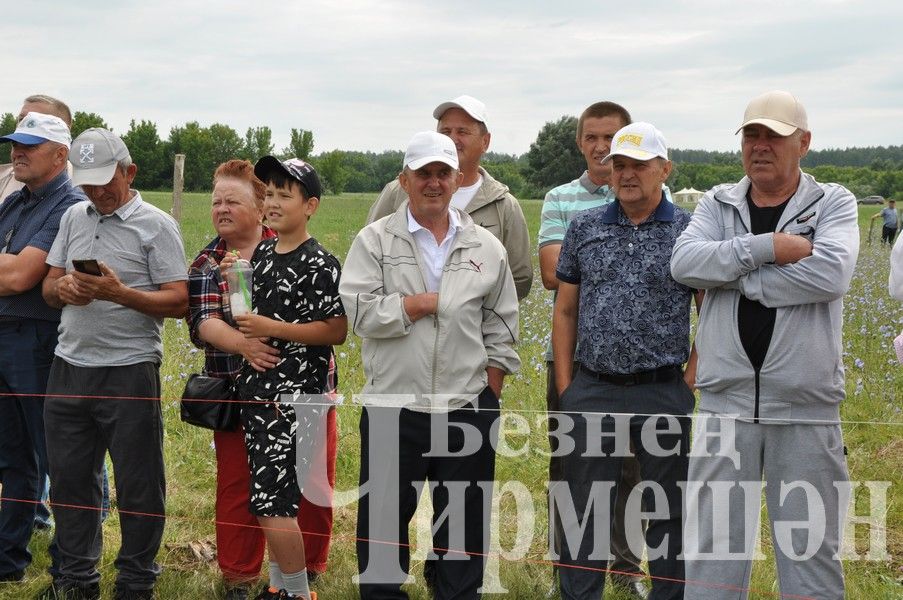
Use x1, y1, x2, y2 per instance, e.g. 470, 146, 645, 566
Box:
367, 167, 533, 301
670, 172, 859, 423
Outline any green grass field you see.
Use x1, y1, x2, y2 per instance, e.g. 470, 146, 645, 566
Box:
4, 193, 901, 599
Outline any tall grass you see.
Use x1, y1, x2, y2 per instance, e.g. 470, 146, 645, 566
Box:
4, 194, 899, 599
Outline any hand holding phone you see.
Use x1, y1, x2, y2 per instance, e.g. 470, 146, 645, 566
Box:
72, 259, 103, 276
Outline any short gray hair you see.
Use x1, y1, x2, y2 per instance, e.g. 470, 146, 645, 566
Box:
22, 94, 72, 126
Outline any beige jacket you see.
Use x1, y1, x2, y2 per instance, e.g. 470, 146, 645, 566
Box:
367, 167, 533, 301
341, 202, 520, 409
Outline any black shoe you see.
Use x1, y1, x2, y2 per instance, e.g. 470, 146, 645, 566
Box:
0, 569, 24, 582
36, 582, 101, 600
112, 586, 154, 600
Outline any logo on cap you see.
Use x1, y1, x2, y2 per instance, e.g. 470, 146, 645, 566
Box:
79, 144, 95, 164
25, 119, 36, 129
618, 133, 643, 147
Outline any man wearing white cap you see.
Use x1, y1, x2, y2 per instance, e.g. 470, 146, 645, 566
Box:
0, 95, 73, 204
0, 111, 85, 583
552, 123, 699, 600
366, 95, 533, 301
39, 128, 188, 600
671, 91, 858, 599
342, 131, 520, 599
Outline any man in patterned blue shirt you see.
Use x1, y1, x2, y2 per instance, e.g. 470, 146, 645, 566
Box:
537, 101, 649, 599
552, 122, 700, 600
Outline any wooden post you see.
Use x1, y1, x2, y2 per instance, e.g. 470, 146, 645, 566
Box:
172, 154, 185, 222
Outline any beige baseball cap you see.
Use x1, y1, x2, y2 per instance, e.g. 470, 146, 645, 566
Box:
736, 90, 808, 136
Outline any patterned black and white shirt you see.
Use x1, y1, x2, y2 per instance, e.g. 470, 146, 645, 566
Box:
556, 197, 693, 375
236, 237, 345, 397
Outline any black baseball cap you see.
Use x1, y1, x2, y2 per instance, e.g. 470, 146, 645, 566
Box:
254, 156, 323, 199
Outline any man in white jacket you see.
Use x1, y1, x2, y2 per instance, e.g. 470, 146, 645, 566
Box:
671, 91, 859, 600
341, 131, 520, 600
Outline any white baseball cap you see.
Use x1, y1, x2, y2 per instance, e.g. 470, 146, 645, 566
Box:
736, 90, 808, 136
601, 122, 669, 164
0, 112, 71, 146
403, 131, 459, 171
69, 128, 132, 186
432, 95, 488, 129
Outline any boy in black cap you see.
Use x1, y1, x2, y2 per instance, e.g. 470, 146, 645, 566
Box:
227, 156, 346, 600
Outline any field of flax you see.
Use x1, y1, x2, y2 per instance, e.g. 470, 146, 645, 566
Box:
4, 192, 900, 599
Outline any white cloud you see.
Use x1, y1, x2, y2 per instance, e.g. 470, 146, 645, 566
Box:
1, 0, 901, 154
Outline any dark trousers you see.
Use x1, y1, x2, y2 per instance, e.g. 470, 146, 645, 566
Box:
882, 225, 897, 245
0, 319, 56, 575
557, 370, 692, 600
357, 388, 498, 600
44, 358, 166, 591
546, 362, 645, 582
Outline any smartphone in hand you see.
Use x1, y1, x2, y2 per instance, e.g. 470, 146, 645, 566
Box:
71, 259, 103, 276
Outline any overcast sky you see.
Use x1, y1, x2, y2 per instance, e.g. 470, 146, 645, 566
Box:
3, 0, 900, 156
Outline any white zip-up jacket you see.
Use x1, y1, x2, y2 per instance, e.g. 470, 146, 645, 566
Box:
341, 202, 520, 410
670, 172, 859, 423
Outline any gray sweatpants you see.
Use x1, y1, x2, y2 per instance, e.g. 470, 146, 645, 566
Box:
683, 413, 848, 600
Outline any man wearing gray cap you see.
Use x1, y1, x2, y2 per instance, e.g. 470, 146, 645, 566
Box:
0, 111, 85, 583
671, 91, 858, 599
40, 128, 188, 600
366, 95, 533, 301
342, 131, 519, 599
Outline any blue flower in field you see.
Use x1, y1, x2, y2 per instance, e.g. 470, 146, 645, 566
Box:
853, 358, 864, 369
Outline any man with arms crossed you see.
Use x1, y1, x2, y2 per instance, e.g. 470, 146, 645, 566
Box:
0, 109, 83, 582
671, 90, 858, 599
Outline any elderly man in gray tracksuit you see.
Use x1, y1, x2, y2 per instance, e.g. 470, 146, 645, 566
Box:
670, 91, 859, 600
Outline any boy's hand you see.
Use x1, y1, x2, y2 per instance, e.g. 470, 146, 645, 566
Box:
240, 336, 280, 372
235, 313, 275, 339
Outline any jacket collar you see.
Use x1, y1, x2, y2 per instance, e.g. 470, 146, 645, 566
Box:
463, 166, 509, 212
714, 171, 826, 230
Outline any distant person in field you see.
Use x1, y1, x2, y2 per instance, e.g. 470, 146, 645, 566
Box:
537, 101, 650, 600
222, 156, 346, 600
187, 159, 339, 600
366, 94, 533, 301
0, 109, 84, 585
41, 128, 188, 600
671, 90, 859, 600
870, 198, 898, 245
342, 131, 519, 600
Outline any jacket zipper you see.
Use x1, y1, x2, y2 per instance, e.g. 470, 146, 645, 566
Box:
727, 190, 824, 422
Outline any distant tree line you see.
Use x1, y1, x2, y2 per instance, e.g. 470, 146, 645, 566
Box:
2, 112, 901, 200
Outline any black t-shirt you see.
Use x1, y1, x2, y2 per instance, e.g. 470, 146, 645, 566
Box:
737, 194, 790, 371
236, 237, 345, 398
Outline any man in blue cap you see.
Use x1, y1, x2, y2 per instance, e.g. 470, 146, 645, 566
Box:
0, 111, 85, 582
